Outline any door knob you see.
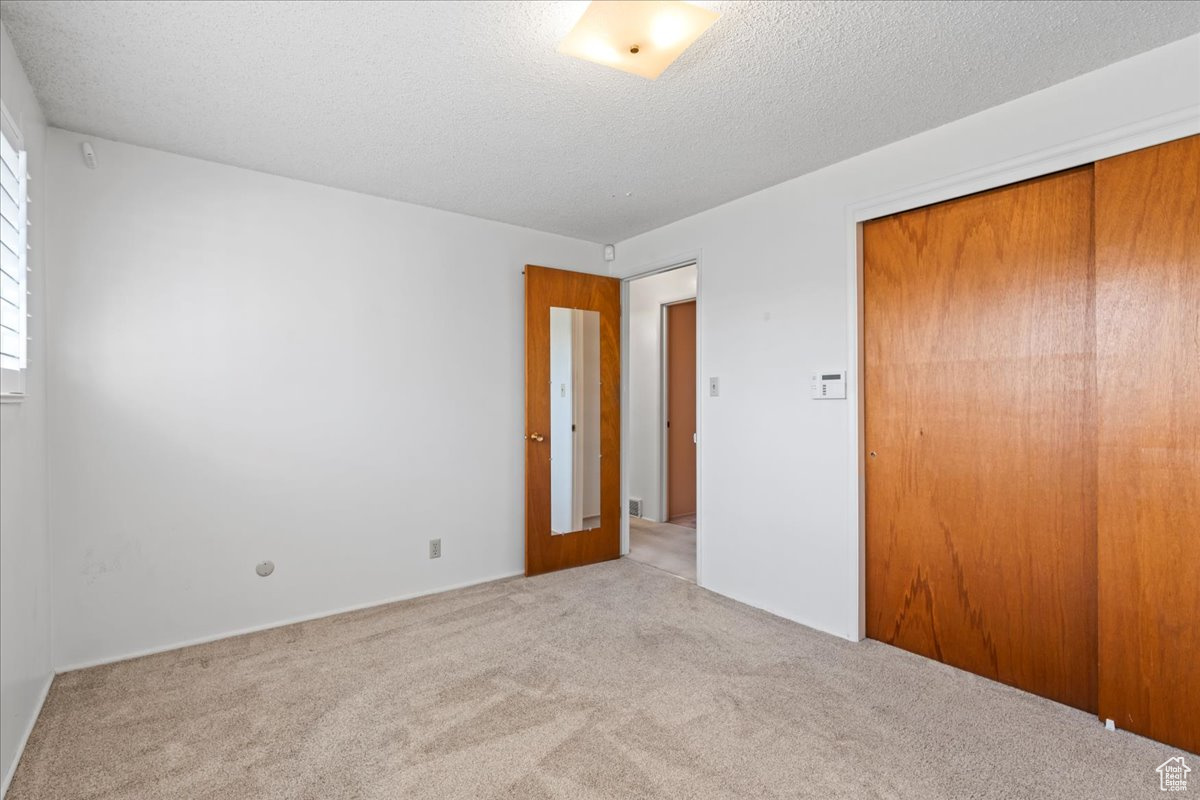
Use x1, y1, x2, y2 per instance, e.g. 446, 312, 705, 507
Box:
528, 432, 544, 442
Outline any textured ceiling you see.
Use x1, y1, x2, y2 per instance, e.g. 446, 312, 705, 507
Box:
2, 1, 1198, 243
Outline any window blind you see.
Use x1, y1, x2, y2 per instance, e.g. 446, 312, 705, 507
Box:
0, 121, 28, 395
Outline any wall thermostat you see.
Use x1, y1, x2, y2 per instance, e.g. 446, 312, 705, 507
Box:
811, 371, 846, 399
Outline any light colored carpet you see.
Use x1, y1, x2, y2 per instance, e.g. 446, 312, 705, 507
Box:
9, 559, 1187, 799
628, 517, 696, 582
668, 512, 696, 530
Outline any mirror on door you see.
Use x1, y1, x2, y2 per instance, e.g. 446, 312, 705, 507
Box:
549, 307, 601, 535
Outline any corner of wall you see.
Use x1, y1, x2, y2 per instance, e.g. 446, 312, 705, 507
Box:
0, 19, 55, 797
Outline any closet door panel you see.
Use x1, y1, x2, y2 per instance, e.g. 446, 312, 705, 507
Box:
1096, 134, 1199, 753
864, 167, 1097, 712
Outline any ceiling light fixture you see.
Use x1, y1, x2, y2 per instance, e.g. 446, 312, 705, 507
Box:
558, 1, 720, 80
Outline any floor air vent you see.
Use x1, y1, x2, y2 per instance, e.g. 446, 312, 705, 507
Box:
629, 498, 643, 518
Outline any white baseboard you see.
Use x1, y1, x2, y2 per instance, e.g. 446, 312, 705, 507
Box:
1, 673, 54, 799
54, 569, 525, 674
700, 580, 857, 643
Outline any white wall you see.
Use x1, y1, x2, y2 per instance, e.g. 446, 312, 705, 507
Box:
0, 21, 51, 797
612, 36, 1200, 641
44, 131, 604, 669
627, 266, 696, 522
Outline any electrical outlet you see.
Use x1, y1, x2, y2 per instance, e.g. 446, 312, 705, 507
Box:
429, 539, 441, 559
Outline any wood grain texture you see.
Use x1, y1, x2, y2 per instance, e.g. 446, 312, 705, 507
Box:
525, 265, 622, 576
864, 167, 1098, 713
1095, 134, 1200, 753
667, 300, 697, 520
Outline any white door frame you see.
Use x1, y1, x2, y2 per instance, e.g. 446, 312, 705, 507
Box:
619, 256, 703, 583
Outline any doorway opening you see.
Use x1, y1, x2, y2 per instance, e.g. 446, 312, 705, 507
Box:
625, 263, 698, 582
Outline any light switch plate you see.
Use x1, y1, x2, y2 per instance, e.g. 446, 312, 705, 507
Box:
709, 377, 720, 397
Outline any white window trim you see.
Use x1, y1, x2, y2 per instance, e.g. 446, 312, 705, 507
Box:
0, 99, 29, 402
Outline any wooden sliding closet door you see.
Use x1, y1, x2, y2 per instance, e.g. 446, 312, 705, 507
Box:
1096, 134, 1199, 753
864, 168, 1097, 712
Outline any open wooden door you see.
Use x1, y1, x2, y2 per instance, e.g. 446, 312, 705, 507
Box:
525, 265, 621, 576
666, 300, 697, 521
